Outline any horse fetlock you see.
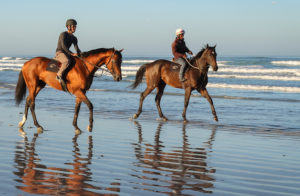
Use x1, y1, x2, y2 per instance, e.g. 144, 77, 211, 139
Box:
214, 116, 218, 122
75, 128, 82, 135
37, 126, 44, 133
87, 125, 93, 132
133, 113, 139, 119
18, 115, 27, 127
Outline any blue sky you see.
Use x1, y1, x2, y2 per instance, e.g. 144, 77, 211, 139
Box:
1, 0, 299, 57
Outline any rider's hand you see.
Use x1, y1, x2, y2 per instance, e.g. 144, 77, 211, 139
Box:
72, 53, 78, 57
188, 51, 193, 55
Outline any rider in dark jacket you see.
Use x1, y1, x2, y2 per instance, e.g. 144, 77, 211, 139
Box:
171, 28, 193, 82
55, 19, 81, 84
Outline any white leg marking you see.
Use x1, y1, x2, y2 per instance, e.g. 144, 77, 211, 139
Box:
18, 115, 27, 128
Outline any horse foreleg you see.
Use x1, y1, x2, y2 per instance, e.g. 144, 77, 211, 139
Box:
155, 82, 167, 121
133, 87, 154, 119
182, 87, 192, 122
73, 98, 82, 133
74, 91, 93, 132
199, 88, 218, 121
84, 99, 93, 132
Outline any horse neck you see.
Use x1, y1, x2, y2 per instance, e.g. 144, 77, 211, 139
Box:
193, 55, 209, 75
83, 51, 111, 73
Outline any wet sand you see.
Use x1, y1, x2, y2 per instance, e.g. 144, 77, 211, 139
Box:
1, 100, 300, 195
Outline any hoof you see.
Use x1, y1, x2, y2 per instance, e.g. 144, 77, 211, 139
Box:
87, 125, 93, 132
132, 114, 138, 119
75, 128, 82, 135
156, 117, 168, 121
183, 119, 189, 123
37, 126, 44, 133
214, 116, 218, 122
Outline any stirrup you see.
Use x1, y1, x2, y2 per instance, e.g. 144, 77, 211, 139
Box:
56, 76, 69, 92
180, 78, 187, 82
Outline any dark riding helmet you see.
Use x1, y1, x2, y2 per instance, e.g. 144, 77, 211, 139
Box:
66, 19, 77, 27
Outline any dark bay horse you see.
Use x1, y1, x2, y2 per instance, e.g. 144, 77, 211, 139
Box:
15, 48, 123, 133
131, 44, 218, 122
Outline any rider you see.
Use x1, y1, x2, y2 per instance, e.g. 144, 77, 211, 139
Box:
171, 28, 193, 82
55, 19, 81, 83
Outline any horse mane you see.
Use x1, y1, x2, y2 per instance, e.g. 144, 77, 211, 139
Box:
80, 48, 114, 58
190, 47, 206, 65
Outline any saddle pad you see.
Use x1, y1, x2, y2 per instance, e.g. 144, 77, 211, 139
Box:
46, 59, 61, 73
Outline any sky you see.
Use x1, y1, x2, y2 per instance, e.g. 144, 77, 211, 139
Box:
0, 0, 299, 57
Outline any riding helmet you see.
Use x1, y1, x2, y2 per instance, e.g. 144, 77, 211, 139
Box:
66, 19, 77, 27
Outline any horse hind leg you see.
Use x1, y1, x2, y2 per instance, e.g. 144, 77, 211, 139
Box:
133, 86, 155, 119
19, 81, 45, 132
155, 81, 167, 121
18, 98, 30, 128
28, 82, 45, 132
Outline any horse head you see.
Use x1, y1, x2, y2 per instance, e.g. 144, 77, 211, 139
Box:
204, 44, 218, 71
192, 44, 218, 72
105, 49, 123, 81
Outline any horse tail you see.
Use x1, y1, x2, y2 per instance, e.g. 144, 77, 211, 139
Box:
130, 64, 147, 89
15, 71, 27, 105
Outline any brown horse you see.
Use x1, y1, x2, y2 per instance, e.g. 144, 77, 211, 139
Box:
131, 44, 218, 122
15, 48, 123, 133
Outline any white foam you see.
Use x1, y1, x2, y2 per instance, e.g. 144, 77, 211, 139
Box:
271, 61, 300, 66
121, 66, 140, 70
0, 68, 21, 71
217, 67, 300, 76
1, 57, 13, 60
208, 83, 300, 93
123, 59, 155, 64
208, 74, 300, 81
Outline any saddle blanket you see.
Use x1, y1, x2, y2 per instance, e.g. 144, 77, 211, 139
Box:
46, 59, 61, 73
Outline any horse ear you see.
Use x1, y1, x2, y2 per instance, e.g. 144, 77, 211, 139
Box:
213, 44, 216, 49
119, 48, 124, 53
206, 44, 209, 48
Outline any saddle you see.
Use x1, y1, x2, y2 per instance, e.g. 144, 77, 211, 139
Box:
171, 58, 192, 71
46, 59, 61, 73
46, 59, 73, 93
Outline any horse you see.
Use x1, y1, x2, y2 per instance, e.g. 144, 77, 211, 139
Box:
15, 48, 123, 133
130, 44, 218, 122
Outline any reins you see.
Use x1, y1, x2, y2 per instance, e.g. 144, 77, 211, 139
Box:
77, 50, 116, 76
183, 57, 199, 70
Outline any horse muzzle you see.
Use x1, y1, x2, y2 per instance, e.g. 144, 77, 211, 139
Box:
114, 74, 122, 81
213, 65, 218, 71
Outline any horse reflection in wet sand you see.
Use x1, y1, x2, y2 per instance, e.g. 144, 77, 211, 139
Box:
131, 45, 218, 122
14, 131, 120, 195
133, 121, 217, 194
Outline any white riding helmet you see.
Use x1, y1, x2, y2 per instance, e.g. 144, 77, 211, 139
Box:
176, 28, 185, 36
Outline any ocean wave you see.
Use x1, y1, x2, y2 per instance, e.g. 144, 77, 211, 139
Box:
123, 59, 155, 64
218, 68, 300, 76
0, 68, 21, 71
208, 74, 300, 81
271, 61, 300, 66
208, 83, 300, 93
1, 57, 13, 60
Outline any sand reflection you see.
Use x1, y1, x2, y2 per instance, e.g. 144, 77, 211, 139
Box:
133, 122, 217, 194
13, 129, 103, 195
